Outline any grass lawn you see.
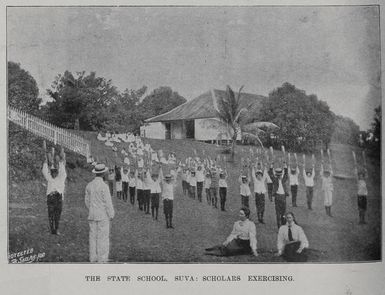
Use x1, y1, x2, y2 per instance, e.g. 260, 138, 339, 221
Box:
8, 133, 381, 263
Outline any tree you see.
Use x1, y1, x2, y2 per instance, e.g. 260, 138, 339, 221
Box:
42, 71, 120, 130
8, 61, 41, 115
331, 115, 360, 145
103, 86, 147, 132
365, 105, 381, 157
259, 82, 335, 152
213, 85, 278, 160
138, 86, 186, 120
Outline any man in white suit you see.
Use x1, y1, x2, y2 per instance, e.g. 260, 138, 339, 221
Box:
85, 163, 115, 263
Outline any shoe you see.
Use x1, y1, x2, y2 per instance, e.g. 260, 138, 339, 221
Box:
169, 225, 174, 229
260, 220, 265, 224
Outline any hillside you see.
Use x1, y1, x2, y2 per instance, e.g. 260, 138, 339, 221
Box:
8, 126, 381, 262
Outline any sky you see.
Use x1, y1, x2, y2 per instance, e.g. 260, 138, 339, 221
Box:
7, 6, 381, 129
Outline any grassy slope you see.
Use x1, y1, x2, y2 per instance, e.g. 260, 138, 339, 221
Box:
8, 129, 381, 262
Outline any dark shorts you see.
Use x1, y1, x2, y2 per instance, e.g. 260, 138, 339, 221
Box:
357, 195, 367, 211
163, 199, 173, 215
151, 193, 160, 208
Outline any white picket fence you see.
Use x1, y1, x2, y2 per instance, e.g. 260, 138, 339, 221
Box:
8, 106, 91, 158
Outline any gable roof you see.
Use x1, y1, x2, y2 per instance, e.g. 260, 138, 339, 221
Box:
145, 89, 266, 123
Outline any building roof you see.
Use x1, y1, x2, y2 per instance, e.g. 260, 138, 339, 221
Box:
145, 89, 266, 123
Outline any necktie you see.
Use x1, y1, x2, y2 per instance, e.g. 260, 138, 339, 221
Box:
288, 226, 294, 241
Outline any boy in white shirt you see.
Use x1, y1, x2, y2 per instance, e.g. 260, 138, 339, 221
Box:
239, 169, 251, 209
189, 170, 197, 199
128, 169, 136, 205
289, 165, 300, 207
149, 170, 162, 220
303, 165, 315, 210
218, 170, 228, 211
204, 171, 212, 205
252, 163, 268, 224
196, 165, 205, 202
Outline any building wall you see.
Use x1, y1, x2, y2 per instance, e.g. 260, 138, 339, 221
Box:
195, 118, 227, 141
140, 122, 166, 139
171, 120, 184, 139
195, 118, 242, 141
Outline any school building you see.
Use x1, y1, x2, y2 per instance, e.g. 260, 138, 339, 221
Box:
140, 89, 265, 142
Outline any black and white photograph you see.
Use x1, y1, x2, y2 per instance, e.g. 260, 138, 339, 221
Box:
6, 3, 382, 267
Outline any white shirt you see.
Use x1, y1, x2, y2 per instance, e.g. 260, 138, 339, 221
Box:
128, 176, 136, 187
161, 171, 177, 200
85, 177, 115, 221
289, 168, 300, 185
225, 219, 257, 252
277, 178, 285, 195
189, 176, 197, 186
219, 178, 227, 188
149, 178, 162, 194
143, 174, 152, 190
303, 168, 315, 187
252, 167, 267, 194
357, 180, 368, 196
239, 181, 251, 196
204, 177, 211, 189
277, 223, 309, 255
321, 176, 333, 192
121, 169, 129, 182
136, 178, 143, 190
42, 161, 67, 197
196, 169, 205, 182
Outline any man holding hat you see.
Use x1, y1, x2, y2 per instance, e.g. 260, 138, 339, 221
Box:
268, 162, 289, 228
85, 163, 115, 263
42, 145, 67, 235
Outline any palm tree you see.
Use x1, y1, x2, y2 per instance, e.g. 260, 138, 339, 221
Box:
208, 85, 278, 161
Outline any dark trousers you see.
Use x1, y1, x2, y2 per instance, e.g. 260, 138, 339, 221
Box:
255, 193, 265, 223
108, 180, 114, 197
182, 180, 188, 196
358, 195, 367, 223
283, 241, 308, 262
219, 187, 227, 211
267, 183, 273, 201
205, 188, 211, 204
210, 187, 218, 208
47, 192, 63, 234
291, 185, 298, 207
129, 186, 136, 205
197, 182, 203, 202
137, 189, 143, 210
241, 195, 250, 208
122, 182, 128, 202
274, 194, 286, 228
205, 239, 251, 256
151, 193, 160, 219
189, 186, 196, 199
163, 199, 174, 227
143, 189, 151, 213
306, 187, 313, 209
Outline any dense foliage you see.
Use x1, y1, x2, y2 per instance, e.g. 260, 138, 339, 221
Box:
8, 61, 41, 115
259, 82, 335, 151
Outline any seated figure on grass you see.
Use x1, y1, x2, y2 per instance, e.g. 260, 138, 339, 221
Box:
205, 207, 258, 257
277, 212, 309, 262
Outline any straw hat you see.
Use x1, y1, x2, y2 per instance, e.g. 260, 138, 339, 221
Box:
92, 163, 108, 174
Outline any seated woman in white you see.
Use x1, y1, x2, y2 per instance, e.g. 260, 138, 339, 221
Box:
277, 212, 309, 262
205, 207, 258, 257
